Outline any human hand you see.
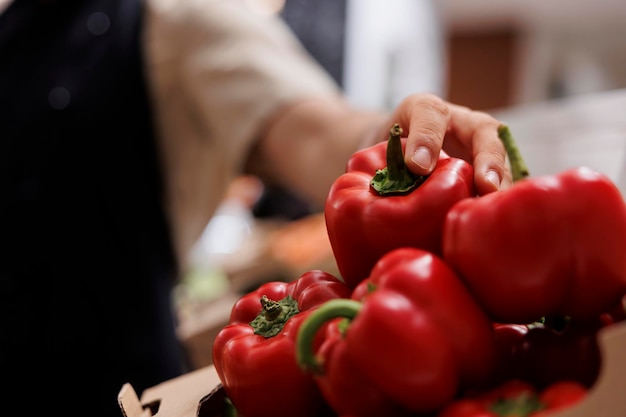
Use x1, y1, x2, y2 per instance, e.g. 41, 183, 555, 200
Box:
382, 93, 512, 195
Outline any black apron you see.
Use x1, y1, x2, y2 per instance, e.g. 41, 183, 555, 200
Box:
0, 0, 187, 415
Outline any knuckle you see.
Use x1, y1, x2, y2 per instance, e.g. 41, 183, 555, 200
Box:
474, 110, 500, 128
402, 93, 451, 120
413, 124, 443, 146
417, 93, 451, 119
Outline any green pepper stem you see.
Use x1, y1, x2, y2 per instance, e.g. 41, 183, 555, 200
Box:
386, 123, 407, 179
498, 124, 530, 182
249, 295, 299, 338
296, 299, 362, 375
370, 123, 426, 195
260, 295, 281, 320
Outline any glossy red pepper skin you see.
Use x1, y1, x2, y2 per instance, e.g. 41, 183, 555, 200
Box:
489, 323, 529, 388
212, 270, 351, 417
309, 316, 415, 417
494, 317, 605, 390
297, 248, 497, 416
443, 166, 626, 324
533, 381, 588, 417
325, 127, 475, 289
437, 379, 587, 417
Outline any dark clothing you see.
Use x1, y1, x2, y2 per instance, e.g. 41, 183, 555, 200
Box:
280, 0, 346, 87
0, 0, 187, 415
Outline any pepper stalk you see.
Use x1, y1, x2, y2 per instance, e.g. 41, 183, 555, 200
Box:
249, 295, 299, 338
296, 298, 362, 375
371, 123, 427, 195
498, 124, 529, 182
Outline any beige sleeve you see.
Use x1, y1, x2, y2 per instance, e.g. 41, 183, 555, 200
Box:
143, 0, 340, 263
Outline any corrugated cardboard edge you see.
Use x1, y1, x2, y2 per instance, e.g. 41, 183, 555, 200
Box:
118, 383, 152, 417
119, 321, 626, 417
118, 365, 222, 417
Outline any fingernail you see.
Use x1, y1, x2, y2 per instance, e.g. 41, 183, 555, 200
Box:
411, 147, 433, 171
486, 170, 501, 189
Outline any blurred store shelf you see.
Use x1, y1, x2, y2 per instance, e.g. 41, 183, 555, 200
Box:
439, 0, 626, 110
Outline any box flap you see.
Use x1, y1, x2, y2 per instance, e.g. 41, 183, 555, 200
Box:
118, 383, 152, 417
118, 365, 222, 417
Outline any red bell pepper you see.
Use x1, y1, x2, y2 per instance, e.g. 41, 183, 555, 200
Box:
443, 125, 626, 324
325, 123, 475, 289
437, 379, 587, 417
212, 270, 351, 417
493, 316, 605, 390
489, 323, 529, 388
296, 247, 497, 416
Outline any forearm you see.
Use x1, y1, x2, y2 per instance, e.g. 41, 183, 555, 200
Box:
246, 97, 388, 208
246, 92, 510, 212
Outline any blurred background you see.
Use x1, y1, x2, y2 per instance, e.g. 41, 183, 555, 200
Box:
175, 0, 626, 369
241, 0, 626, 111
440, 0, 626, 109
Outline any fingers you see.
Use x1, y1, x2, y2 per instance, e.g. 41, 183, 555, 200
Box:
446, 104, 509, 194
396, 94, 452, 175
393, 93, 511, 195
469, 125, 511, 194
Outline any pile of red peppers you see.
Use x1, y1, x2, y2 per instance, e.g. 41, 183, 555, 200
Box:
212, 124, 626, 417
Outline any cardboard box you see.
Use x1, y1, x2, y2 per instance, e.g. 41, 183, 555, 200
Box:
119, 321, 626, 417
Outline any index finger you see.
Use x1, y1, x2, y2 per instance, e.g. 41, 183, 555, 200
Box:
396, 94, 452, 176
